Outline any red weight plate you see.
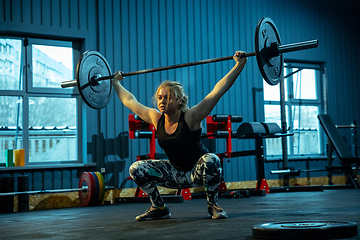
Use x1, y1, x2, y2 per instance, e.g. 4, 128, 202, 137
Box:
78, 172, 96, 207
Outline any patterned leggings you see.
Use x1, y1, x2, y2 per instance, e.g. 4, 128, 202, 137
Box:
129, 153, 222, 207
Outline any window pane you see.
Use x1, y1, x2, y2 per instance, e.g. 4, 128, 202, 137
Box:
265, 138, 283, 156
263, 80, 280, 101
263, 66, 289, 102
292, 105, 320, 154
264, 104, 281, 125
264, 104, 289, 156
293, 69, 317, 100
32, 45, 73, 88
29, 97, 77, 162
0, 96, 23, 165
0, 38, 22, 90
292, 105, 319, 129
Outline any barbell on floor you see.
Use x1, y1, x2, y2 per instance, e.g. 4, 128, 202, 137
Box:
0, 172, 106, 207
0, 186, 88, 196
60, 17, 319, 109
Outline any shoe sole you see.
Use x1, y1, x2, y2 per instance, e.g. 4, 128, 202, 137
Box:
209, 213, 228, 219
136, 213, 171, 221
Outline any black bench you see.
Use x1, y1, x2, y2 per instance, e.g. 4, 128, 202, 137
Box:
205, 116, 291, 194
318, 114, 360, 188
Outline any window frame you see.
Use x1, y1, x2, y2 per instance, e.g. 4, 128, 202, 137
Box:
264, 61, 326, 158
0, 36, 83, 166
26, 38, 78, 95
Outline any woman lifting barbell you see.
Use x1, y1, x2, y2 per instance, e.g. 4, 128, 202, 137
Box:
112, 50, 247, 221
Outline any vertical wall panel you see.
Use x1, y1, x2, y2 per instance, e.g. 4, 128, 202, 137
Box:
173, 0, 182, 87
33, 172, 41, 191
194, 0, 202, 104
118, 0, 132, 187
60, 0, 70, 28
31, 0, 41, 25
43, 171, 51, 190
41, 0, 51, 27
69, 0, 79, 29
21, 0, 31, 23
2, 0, 10, 22
0, 0, 5, 22
53, 171, 61, 189
166, 0, 175, 81
104, 0, 115, 185
51, 0, 61, 28
11, 0, 21, 23
62, 170, 70, 189
108, 0, 118, 188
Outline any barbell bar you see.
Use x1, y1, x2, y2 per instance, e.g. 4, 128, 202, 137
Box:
61, 39, 317, 89
0, 186, 88, 196
60, 17, 319, 109
0, 172, 106, 207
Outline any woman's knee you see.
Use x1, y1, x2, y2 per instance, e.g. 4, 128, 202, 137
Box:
195, 153, 222, 176
202, 153, 221, 168
129, 160, 166, 179
129, 160, 145, 178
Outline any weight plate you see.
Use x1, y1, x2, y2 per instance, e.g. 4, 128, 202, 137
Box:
252, 221, 358, 239
254, 17, 283, 86
78, 172, 96, 207
95, 172, 105, 205
76, 50, 113, 109
90, 172, 100, 206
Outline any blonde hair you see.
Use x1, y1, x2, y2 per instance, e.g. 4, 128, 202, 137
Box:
153, 80, 189, 112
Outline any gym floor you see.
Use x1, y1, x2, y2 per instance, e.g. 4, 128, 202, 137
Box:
0, 189, 359, 240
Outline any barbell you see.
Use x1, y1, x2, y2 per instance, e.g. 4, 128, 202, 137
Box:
0, 172, 106, 207
61, 17, 319, 109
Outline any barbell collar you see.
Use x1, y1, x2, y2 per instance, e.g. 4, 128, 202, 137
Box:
61, 79, 77, 88
278, 39, 318, 55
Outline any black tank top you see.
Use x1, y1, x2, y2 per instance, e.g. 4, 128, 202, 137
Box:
157, 111, 209, 172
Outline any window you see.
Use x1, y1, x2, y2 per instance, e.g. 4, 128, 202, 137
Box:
31, 44, 73, 89
0, 37, 81, 166
264, 62, 325, 157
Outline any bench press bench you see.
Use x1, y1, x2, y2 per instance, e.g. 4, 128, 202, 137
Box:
205, 115, 291, 194
318, 114, 360, 189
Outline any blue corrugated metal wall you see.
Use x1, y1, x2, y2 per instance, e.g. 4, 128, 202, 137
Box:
94, 0, 360, 187
1, 0, 359, 190
96, 0, 266, 187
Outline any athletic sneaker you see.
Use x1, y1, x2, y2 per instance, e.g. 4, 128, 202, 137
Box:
135, 205, 171, 221
208, 204, 228, 219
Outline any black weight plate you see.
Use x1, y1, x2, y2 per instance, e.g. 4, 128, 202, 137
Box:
255, 17, 283, 86
252, 221, 358, 239
76, 50, 112, 109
